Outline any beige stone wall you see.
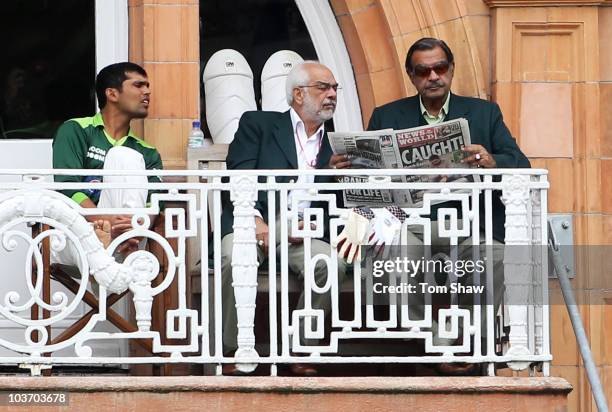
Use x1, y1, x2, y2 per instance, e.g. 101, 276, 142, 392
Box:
485, 2, 611, 410
128, 0, 200, 169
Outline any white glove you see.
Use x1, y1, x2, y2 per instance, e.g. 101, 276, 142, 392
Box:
331, 210, 371, 264
368, 208, 402, 257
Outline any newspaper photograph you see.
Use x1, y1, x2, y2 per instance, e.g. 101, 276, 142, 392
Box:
328, 118, 477, 207
329, 129, 396, 206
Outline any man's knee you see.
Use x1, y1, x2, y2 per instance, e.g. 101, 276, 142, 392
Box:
220, 233, 234, 269
104, 146, 146, 169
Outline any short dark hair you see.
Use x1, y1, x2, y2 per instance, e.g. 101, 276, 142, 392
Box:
405, 38, 454, 74
95, 62, 147, 109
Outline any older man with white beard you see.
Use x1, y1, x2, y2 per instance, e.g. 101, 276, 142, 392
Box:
219, 61, 348, 376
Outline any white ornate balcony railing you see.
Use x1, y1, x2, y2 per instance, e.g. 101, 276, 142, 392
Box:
0, 168, 550, 376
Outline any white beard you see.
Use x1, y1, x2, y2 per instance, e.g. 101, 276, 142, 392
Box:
303, 93, 335, 124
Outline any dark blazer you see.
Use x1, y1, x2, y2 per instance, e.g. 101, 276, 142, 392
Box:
221, 110, 334, 238
367, 93, 531, 241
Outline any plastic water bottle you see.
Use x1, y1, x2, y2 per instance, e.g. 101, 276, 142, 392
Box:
187, 120, 205, 148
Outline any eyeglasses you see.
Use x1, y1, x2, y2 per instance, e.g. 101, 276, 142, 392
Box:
298, 81, 341, 92
411, 61, 451, 78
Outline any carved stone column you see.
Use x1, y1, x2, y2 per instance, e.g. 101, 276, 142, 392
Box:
530, 183, 544, 356
127, 251, 160, 332
230, 175, 259, 372
501, 174, 532, 370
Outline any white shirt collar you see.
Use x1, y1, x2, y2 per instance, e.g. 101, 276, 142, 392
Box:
289, 108, 325, 141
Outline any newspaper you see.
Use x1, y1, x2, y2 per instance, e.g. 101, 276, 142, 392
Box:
328, 129, 396, 205
328, 118, 477, 207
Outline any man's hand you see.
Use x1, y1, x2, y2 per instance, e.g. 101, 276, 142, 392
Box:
288, 221, 316, 245
81, 200, 146, 257
109, 215, 133, 238
329, 154, 351, 170
463, 144, 496, 168
109, 215, 140, 256
255, 216, 269, 254
93, 220, 111, 248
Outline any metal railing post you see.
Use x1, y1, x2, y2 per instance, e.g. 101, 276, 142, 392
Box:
229, 175, 259, 372
501, 174, 532, 370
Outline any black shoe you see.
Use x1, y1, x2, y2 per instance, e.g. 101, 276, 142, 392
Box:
289, 363, 318, 376
222, 363, 249, 376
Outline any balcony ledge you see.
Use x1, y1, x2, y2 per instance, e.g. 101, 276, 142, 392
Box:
0, 376, 572, 394
0, 376, 571, 411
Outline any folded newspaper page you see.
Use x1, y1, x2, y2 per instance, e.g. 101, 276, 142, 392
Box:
328, 118, 477, 207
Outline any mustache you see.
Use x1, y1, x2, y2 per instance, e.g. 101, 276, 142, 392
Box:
426, 82, 443, 88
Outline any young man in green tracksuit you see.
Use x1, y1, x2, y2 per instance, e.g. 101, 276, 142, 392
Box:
52, 62, 163, 264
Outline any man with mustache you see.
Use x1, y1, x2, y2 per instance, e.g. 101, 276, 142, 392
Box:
53, 62, 162, 266
220, 61, 347, 376
331, 38, 530, 375
364, 37, 530, 239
